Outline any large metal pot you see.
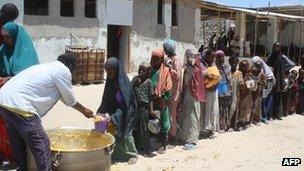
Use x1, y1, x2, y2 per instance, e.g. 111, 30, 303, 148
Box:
27, 128, 115, 171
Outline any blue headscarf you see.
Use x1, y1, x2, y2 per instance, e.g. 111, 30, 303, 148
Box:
163, 39, 177, 57
0, 22, 39, 76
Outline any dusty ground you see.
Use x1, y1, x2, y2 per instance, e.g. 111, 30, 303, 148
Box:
43, 84, 304, 171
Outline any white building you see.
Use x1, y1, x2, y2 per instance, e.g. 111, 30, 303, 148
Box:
1, 0, 201, 72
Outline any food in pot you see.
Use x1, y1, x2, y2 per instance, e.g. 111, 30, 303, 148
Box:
48, 130, 112, 152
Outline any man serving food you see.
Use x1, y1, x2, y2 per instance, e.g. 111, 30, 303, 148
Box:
0, 54, 105, 171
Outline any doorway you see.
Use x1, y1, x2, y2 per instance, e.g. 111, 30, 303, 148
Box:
107, 25, 130, 72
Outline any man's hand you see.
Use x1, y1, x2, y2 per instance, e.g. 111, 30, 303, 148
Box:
82, 108, 94, 118
72, 102, 94, 118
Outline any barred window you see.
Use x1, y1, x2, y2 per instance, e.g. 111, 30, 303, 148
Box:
24, 0, 48, 16
60, 0, 74, 17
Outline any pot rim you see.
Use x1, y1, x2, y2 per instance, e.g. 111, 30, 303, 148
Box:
46, 127, 115, 153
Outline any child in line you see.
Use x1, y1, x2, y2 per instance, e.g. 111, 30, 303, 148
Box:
238, 60, 253, 130
251, 65, 266, 125
132, 62, 155, 157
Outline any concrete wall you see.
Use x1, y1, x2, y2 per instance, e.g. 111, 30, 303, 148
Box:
173, 0, 200, 44
0, 0, 24, 24
23, 0, 102, 63
130, 0, 200, 72
235, 12, 246, 56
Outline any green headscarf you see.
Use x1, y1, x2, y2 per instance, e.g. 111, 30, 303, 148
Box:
0, 22, 39, 76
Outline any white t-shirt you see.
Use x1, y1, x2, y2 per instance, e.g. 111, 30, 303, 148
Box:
0, 61, 77, 117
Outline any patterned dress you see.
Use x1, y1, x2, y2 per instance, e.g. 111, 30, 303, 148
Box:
132, 77, 153, 151
218, 65, 232, 131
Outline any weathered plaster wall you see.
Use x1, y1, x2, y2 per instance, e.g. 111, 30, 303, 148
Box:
130, 0, 199, 72
174, 0, 199, 44
23, 0, 103, 63
132, 0, 166, 38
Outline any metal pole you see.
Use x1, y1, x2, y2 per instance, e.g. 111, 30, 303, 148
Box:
300, 8, 304, 64
203, 17, 206, 47
228, 12, 233, 56
264, 1, 270, 58
292, 21, 296, 62
254, 10, 258, 56
287, 21, 292, 57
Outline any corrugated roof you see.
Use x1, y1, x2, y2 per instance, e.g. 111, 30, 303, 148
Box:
228, 7, 304, 20
199, 1, 304, 20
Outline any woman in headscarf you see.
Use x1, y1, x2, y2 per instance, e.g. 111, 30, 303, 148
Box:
200, 49, 219, 138
266, 42, 295, 119
0, 4, 19, 164
252, 56, 276, 124
97, 57, 138, 164
0, 3, 19, 45
215, 50, 232, 132
131, 61, 154, 157
178, 49, 205, 150
228, 56, 244, 130
0, 22, 39, 85
150, 49, 172, 154
163, 39, 183, 144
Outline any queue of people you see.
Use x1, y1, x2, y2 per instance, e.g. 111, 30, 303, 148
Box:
97, 40, 303, 165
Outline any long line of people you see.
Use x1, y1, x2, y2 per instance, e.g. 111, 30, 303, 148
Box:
103, 39, 304, 164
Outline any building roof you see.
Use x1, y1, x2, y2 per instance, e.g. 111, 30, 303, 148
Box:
256, 5, 304, 16
199, 1, 304, 20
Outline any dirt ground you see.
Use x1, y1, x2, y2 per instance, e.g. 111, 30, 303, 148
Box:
42, 84, 304, 171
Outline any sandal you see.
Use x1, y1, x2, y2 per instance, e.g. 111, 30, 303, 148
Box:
218, 130, 226, 134
227, 128, 234, 132
128, 157, 138, 165
183, 143, 197, 151
157, 146, 166, 154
